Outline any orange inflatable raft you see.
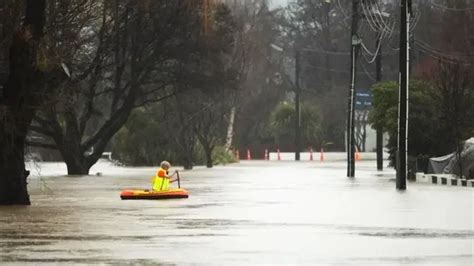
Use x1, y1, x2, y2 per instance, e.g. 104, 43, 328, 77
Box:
120, 188, 189, 200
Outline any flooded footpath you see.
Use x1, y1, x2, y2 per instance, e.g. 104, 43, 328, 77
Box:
1, 160, 473, 265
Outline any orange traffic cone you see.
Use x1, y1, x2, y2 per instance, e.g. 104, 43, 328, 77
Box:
247, 149, 252, 160
309, 147, 313, 161
320, 148, 324, 162
355, 148, 361, 161
277, 148, 281, 161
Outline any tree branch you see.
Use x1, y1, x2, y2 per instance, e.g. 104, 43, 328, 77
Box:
26, 140, 58, 150
29, 125, 54, 137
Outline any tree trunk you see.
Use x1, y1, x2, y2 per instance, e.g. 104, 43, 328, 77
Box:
177, 127, 194, 170
204, 146, 213, 168
456, 138, 463, 178
376, 128, 383, 170
177, 129, 194, 170
362, 120, 367, 152
63, 154, 91, 175
182, 154, 193, 170
224, 106, 236, 152
196, 128, 214, 168
0, 0, 47, 205
0, 117, 31, 205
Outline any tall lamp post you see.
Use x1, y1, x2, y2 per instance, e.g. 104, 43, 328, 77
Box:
295, 50, 301, 161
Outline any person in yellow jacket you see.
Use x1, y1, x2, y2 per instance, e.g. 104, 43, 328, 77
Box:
152, 161, 177, 191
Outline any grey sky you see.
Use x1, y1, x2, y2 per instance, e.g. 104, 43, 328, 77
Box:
270, 0, 290, 8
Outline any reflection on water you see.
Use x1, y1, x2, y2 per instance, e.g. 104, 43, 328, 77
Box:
0, 161, 472, 264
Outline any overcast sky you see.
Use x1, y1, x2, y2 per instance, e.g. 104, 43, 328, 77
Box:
270, 0, 289, 8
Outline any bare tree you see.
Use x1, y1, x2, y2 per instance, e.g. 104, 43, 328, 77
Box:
434, 62, 474, 178
354, 110, 369, 152
28, 1, 201, 175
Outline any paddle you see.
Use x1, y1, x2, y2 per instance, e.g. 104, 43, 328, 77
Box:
176, 170, 181, 188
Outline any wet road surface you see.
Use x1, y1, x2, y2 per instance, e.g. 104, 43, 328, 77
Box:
1, 160, 473, 265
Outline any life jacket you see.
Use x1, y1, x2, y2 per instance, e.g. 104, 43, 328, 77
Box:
152, 167, 169, 191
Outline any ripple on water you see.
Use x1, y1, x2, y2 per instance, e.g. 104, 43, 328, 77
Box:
357, 227, 474, 239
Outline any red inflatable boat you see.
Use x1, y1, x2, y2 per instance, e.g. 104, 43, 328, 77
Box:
120, 188, 189, 200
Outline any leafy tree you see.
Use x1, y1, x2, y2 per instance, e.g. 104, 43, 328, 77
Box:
231, 2, 287, 151
112, 106, 178, 166
194, 4, 238, 168
193, 93, 229, 168
270, 101, 322, 150
369, 80, 461, 168
277, 0, 354, 151
167, 3, 238, 169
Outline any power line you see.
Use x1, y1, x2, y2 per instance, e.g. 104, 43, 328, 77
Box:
360, 31, 385, 63
358, 0, 396, 56
336, 0, 350, 20
367, 0, 393, 33
416, 39, 474, 58
335, 0, 352, 29
361, 0, 383, 33
361, 42, 381, 63
415, 45, 474, 65
361, 0, 394, 35
304, 63, 350, 73
409, 11, 421, 32
429, 2, 474, 12
358, 0, 398, 64
360, 62, 376, 82
304, 59, 398, 75
301, 47, 350, 55
361, 41, 375, 56
416, 46, 474, 66
416, 47, 465, 64
415, 39, 474, 62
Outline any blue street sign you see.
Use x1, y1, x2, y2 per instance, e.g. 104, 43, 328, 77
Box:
355, 90, 373, 108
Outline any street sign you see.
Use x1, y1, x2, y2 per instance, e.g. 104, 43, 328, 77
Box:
355, 90, 373, 109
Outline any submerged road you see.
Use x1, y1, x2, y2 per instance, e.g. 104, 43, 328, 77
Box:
0, 160, 473, 265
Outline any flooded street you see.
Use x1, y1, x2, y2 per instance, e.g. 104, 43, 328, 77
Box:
1, 160, 473, 265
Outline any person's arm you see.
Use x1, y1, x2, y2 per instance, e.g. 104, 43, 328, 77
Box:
168, 171, 178, 182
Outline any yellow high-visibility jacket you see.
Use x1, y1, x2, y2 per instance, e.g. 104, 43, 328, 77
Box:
152, 167, 169, 191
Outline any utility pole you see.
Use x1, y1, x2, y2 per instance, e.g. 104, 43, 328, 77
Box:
347, 0, 360, 178
397, 0, 411, 190
295, 49, 301, 161
375, 31, 383, 171
323, 0, 332, 86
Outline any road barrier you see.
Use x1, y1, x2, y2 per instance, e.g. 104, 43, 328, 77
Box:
268, 152, 389, 161
415, 173, 474, 188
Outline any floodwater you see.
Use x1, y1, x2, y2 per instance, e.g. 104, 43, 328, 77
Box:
1, 160, 473, 265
